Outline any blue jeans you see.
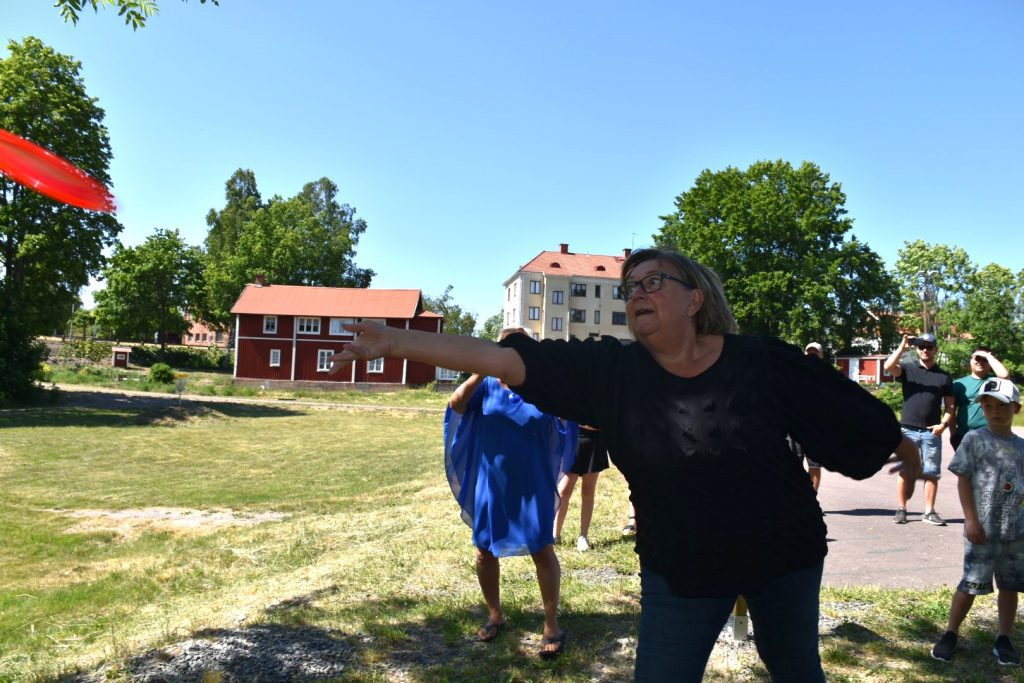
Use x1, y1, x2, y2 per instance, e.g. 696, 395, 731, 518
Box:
636, 562, 825, 682
900, 426, 943, 478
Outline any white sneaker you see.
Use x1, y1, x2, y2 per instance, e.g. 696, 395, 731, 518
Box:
576, 535, 590, 552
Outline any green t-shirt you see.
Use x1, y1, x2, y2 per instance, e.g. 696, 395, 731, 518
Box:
953, 375, 989, 434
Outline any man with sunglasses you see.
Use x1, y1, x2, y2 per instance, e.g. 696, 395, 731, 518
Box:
885, 332, 956, 525
951, 347, 1010, 451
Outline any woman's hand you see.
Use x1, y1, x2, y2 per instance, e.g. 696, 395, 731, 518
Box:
327, 321, 395, 374
887, 435, 922, 480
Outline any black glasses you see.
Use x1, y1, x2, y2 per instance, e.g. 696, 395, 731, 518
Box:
973, 355, 989, 363
620, 272, 694, 300
917, 344, 935, 351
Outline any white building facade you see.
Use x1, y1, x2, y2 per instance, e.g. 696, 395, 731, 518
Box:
502, 243, 634, 342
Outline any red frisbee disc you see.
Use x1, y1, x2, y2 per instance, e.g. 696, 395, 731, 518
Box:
0, 128, 116, 212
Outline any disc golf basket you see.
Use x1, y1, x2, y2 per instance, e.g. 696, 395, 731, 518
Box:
173, 373, 188, 405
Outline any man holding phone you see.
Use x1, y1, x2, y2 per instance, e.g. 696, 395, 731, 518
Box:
951, 347, 1011, 451
885, 333, 956, 526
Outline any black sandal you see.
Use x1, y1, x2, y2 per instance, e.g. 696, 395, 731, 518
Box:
539, 630, 567, 659
477, 621, 505, 642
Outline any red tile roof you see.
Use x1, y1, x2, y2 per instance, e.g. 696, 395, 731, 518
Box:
231, 284, 440, 319
516, 248, 628, 278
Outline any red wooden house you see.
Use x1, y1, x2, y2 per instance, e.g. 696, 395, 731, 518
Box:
230, 283, 443, 386
835, 354, 895, 385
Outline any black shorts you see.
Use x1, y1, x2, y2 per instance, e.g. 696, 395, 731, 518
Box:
570, 427, 610, 475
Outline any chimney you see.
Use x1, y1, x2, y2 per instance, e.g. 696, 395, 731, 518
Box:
623, 248, 632, 258
254, 274, 266, 287
559, 243, 569, 254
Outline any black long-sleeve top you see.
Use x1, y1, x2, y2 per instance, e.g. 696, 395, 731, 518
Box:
499, 332, 902, 597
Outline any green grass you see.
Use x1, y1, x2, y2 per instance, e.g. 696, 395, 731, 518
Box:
3, 392, 1024, 681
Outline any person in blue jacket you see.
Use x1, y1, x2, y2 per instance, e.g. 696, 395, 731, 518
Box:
443, 327, 577, 659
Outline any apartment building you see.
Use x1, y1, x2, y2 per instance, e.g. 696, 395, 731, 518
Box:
502, 243, 634, 341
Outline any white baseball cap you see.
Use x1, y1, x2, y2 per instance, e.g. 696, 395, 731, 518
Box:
975, 378, 1021, 405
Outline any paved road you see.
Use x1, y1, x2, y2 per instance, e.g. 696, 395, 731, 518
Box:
818, 426, 1024, 589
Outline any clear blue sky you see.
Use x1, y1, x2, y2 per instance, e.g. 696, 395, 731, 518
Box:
6, 1, 1022, 323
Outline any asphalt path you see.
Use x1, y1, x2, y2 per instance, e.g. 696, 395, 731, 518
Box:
818, 426, 1024, 589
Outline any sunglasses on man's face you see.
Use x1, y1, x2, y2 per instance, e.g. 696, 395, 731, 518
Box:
973, 355, 989, 363
917, 344, 935, 351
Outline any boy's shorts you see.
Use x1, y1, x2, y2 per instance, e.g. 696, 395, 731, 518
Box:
957, 537, 1024, 595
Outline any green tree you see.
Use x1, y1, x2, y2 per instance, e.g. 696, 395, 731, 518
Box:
479, 312, 503, 341
892, 240, 975, 338
72, 308, 97, 339
0, 37, 122, 401
654, 159, 897, 351
201, 173, 374, 327
963, 263, 1023, 369
423, 286, 477, 337
94, 228, 203, 349
55, 0, 218, 30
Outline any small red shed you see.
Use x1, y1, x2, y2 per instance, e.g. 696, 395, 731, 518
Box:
112, 346, 132, 368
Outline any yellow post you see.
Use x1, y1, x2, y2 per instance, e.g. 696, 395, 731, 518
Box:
732, 596, 749, 641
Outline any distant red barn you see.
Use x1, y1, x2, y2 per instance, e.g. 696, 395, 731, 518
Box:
230, 283, 443, 386
835, 354, 895, 385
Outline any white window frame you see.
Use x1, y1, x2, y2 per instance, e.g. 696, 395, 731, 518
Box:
594, 310, 601, 325
552, 290, 564, 305
436, 367, 460, 381
270, 349, 281, 367
317, 349, 334, 372
551, 317, 564, 331
530, 280, 542, 294
529, 306, 540, 320
263, 315, 277, 334
612, 285, 622, 300
329, 317, 356, 336
297, 316, 321, 334
367, 357, 384, 374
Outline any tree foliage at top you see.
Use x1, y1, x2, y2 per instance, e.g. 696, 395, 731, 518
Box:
0, 37, 122, 401
892, 240, 976, 337
199, 171, 374, 327
422, 286, 477, 338
94, 228, 204, 348
654, 160, 898, 352
894, 241, 1023, 376
55, 0, 218, 30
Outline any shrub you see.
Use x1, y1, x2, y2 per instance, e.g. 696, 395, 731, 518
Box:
56, 338, 112, 364
872, 383, 902, 415
149, 363, 175, 384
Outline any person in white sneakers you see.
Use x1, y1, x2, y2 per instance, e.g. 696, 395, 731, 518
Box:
554, 425, 610, 551
931, 379, 1024, 666
884, 332, 955, 526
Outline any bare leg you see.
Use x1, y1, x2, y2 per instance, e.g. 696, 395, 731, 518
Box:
998, 589, 1018, 636
896, 473, 916, 509
808, 467, 821, 492
531, 544, 563, 651
476, 547, 504, 633
578, 472, 600, 538
946, 590, 976, 633
554, 474, 579, 539
924, 478, 939, 513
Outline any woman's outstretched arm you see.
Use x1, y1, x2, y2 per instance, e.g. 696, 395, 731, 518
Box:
327, 321, 526, 386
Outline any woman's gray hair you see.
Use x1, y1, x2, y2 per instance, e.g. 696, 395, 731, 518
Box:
621, 248, 739, 336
